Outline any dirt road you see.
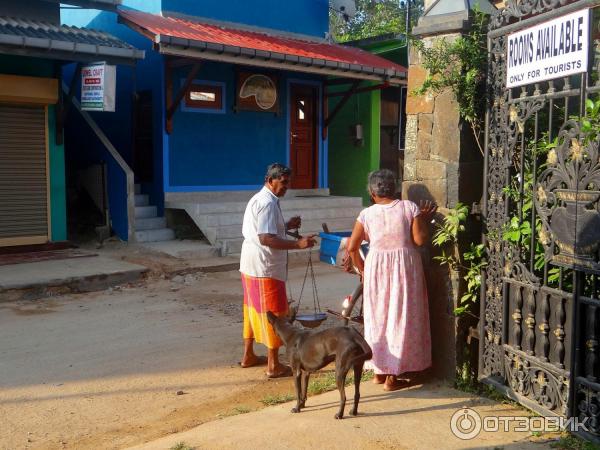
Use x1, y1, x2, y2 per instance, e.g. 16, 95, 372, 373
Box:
0, 263, 359, 450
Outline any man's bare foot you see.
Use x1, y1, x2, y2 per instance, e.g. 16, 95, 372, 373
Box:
239, 355, 268, 368
373, 374, 387, 384
383, 376, 409, 391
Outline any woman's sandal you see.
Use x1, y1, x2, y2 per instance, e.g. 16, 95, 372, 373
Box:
266, 365, 293, 379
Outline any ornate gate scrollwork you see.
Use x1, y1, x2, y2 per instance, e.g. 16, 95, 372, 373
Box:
480, 0, 600, 440
535, 121, 600, 272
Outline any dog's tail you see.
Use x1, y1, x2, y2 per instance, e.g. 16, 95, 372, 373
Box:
349, 327, 372, 363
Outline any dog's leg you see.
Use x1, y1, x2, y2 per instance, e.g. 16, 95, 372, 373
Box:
350, 361, 364, 416
291, 369, 303, 413
300, 370, 310, 408
334, 358, 349, 419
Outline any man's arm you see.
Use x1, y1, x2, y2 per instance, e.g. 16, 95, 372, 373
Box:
259, 234, 316, 250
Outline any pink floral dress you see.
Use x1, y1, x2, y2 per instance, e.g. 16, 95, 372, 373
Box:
357, 200, 431, 375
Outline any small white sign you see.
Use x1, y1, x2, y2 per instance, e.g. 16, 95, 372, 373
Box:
81, 62, 116, 112
506, 9, 589, 88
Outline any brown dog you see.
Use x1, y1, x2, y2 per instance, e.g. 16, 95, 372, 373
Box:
266, 311, 372, 419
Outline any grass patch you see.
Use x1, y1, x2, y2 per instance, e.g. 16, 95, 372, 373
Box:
259, 393, 295, 406
216, 405, 252, 418
170, 443, 194, 450
551, 433, 600, 450
308, 369, 374, 396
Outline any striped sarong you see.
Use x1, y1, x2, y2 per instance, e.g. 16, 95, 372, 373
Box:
241, 273, 288, 349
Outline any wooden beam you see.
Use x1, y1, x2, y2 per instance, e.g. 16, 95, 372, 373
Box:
323, 80, 360, 131
165, 62, 201, 132
326, 82, 390, 97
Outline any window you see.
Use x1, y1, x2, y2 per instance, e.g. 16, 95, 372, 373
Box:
182, 81, 226, 113
297, 100, 306, 120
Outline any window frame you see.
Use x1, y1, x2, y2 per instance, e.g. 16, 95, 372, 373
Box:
180, 79, 226, 114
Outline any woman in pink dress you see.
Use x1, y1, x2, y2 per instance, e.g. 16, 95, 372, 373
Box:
347, 169, 436, 391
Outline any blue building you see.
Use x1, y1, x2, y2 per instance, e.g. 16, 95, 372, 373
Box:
62, 1, 406, 253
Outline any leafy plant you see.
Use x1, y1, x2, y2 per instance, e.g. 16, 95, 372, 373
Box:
170, 443, 194, 450
432, 203, 486, 316
259, 393, 295, 406
329, 0, 424, 43
412, 10, 488, 154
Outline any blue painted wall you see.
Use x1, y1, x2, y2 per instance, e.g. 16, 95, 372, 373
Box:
62, 7, 165, 214
163, 0, 329, 37
62, 2, 327, 201
167, 64, 323, 190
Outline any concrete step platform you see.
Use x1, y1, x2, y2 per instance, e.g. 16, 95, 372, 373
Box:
134, 194, 149, 207
0, 256, 148, 302
135, 228, 175, 243
135, 205, 157, 219
213, 217, 356, 240
136, 216, 167, 231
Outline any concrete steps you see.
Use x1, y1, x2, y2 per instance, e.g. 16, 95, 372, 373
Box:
133, 184, 175, 243
165, 191, 364, 255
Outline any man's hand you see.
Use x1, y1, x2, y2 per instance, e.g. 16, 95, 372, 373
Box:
419, 200, 438, 223
286, 216, 301, 231
297, 234, 317, 249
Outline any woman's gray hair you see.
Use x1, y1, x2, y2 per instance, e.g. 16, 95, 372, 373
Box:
368, 169, 396, 198
265, 163, 292, 182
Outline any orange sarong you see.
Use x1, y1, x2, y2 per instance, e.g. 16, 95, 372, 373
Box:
241, 274, 288, 349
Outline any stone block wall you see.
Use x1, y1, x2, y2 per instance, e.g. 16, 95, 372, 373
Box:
402, 34, 484, 380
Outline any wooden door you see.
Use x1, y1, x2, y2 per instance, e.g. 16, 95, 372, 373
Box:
289, 84, 318, 189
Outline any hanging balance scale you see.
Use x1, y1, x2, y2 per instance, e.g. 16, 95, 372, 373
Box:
287, 229, 326, 328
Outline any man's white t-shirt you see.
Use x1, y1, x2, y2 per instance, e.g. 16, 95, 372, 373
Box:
239, 186, 288, 281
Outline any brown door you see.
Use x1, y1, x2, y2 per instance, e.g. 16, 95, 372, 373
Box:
132, 90, 154, 182
289, 84, 318, 189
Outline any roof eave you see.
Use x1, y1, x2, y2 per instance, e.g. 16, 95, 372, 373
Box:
0, 34, 145, 66
157, 37, 406, 85
41, 0, 121, 11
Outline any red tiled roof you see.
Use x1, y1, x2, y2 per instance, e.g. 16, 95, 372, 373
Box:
118, 9, 406, 82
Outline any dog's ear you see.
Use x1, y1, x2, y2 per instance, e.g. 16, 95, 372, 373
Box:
266, 311, 277, 325
289, 306, 297, 323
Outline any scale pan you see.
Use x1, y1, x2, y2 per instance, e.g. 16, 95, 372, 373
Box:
295, 312, 327, 328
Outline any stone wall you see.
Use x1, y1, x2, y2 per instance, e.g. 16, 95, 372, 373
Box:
402, 34, 484, 380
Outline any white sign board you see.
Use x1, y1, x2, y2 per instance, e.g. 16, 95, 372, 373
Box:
81, 62, 116, 112
506, 9, 589, 88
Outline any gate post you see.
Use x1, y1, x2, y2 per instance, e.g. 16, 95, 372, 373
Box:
402, 7, 484, 379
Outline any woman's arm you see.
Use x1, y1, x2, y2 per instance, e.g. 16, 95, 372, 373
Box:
347, 220, 366, 275
411, 200, 437, 246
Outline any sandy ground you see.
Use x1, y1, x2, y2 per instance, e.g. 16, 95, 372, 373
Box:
0, 262, 361, 450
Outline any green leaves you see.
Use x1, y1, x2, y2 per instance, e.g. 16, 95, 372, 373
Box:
329, 0, 424, 43
432, 204, 486, 317
432, 202, 469, 247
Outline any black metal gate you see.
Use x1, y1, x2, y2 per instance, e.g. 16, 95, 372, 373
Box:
479, 0, 600, 440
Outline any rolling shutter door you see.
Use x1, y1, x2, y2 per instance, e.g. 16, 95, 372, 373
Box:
0, 104, 48, 245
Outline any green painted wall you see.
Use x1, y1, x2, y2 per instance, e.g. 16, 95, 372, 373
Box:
0, 55, 67, 242
47, 105, 67, 241
328, 88, 380, 205
328, 38, 407, 206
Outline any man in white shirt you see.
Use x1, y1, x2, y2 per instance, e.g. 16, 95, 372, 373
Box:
239, 163, 316, 378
